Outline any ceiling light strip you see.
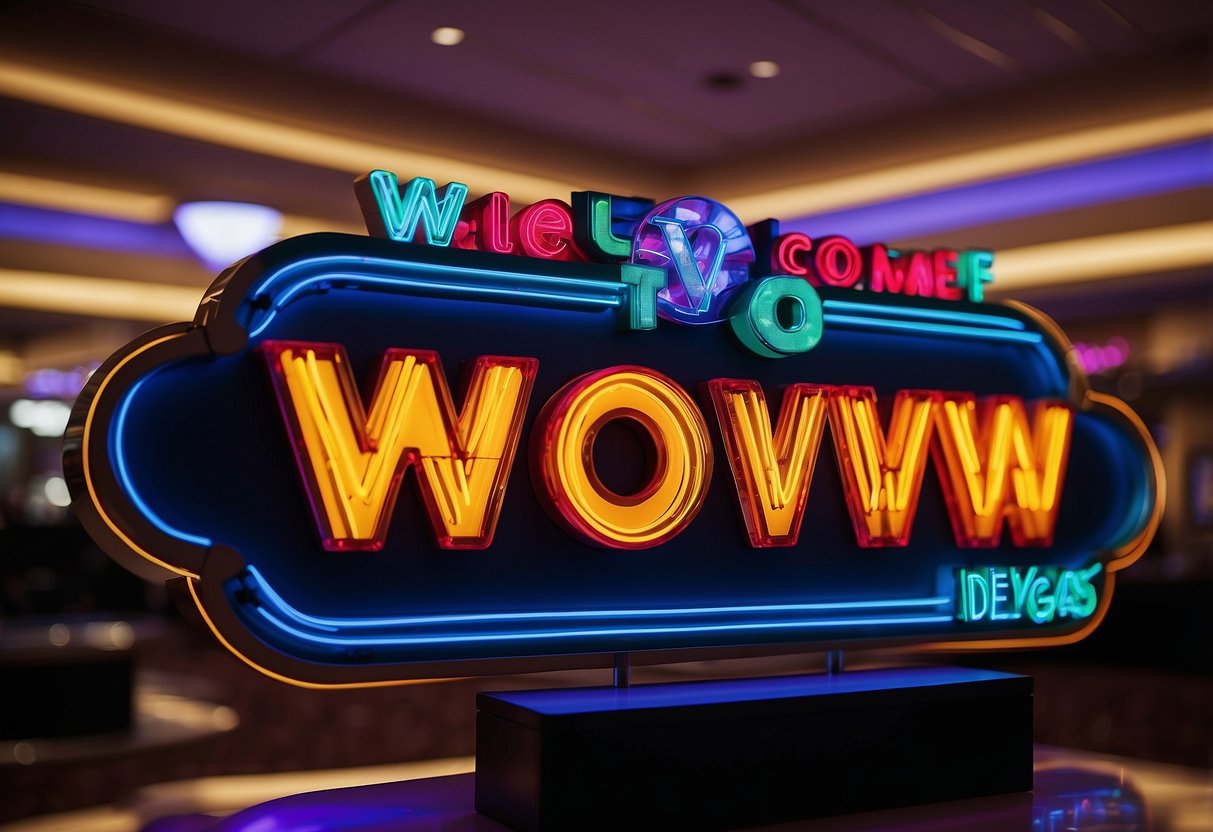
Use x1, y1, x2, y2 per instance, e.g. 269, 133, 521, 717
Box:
0, 171, 174, 223
782, 140, 1213, 244
993, 221, 1213, 289
0, 59, 583, 204
0, 269, 201, 322
726, 108, 1213, 222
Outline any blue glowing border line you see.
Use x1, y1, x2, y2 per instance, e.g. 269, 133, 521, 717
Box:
245, 255, 629, 339
821, 313, 1040, 344
244, 565, 948, 635
250, 604, 954, 648
113, 377, 214, 548
821, 299, 1026, 330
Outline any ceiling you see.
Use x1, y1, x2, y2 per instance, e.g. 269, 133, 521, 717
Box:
0, 0, 1210, 376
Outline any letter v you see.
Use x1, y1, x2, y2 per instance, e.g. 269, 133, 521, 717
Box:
707, 379, 830, 547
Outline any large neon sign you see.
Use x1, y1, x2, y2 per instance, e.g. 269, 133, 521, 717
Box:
65, 172, 1162, 687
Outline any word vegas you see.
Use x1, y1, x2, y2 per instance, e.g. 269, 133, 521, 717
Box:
355, 171, 997, 303
262, 343, 1071, 553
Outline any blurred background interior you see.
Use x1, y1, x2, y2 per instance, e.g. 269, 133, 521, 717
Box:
0, 0, 1210, 827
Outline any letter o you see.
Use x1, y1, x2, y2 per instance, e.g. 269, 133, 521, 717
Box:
532, 366, 712, 548
813, 236, 862, 288
729, 276, 823, 358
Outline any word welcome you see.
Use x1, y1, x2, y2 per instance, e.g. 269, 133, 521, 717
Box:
353, 172, 997, 309
261, 342, 1072, 553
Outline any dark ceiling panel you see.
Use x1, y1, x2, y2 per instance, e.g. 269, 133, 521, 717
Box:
304, 0, 932, 164
795, 0, 1016, 92
0, 100, 363, 224
915, 0, 1089, 74
71, 0, 385, 59
1104, 0, 1213, 41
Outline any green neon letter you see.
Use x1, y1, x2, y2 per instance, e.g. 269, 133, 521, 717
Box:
957, 250, 995, 302
729, 276, 823, 358
960, 569, 991, 622
1026, 575, 1056, 623
620, 264, 665, 331
572, 191, 635, 261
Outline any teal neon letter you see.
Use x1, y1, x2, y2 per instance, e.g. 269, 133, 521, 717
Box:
572, 192, 634, 260
957, 250, 995, 302
728, 276, 823, 358
355, 170, 469, 246
961, 569, 990, 622
620, 264, 665, 331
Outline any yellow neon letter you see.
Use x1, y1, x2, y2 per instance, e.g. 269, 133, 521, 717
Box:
827, 387, 939, 547
532, 366, 712, 549
933, 394, 1072, 547
261, 341, 537, 550
707, 379, 830, 547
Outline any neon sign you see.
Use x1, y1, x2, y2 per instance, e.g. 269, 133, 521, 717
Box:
65, 173, 1162, 687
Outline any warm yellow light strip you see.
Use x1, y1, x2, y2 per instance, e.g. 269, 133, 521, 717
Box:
994, 221, 1213, 289
726, 109, 1213, 221
0, 351, 24, 385
0, 170, 174, 222
0, 269, 201, 322
0, 168, 362, 240
0, 59, 584, 203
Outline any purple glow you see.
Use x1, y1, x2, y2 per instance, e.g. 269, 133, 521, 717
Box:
782, 141, 1213, 244
24, 365, 97, 399
632, 196, 754, 325
0, 204, 194, 257
1074, 336, 1130, 374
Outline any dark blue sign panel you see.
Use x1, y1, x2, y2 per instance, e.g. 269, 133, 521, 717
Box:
66, 233, 1161, 686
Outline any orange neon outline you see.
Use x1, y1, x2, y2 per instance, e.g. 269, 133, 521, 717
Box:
81, 331, 201, 578
79, 291, 1164, 678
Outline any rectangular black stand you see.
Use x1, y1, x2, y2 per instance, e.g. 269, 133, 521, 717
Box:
476, 666, 1032, 831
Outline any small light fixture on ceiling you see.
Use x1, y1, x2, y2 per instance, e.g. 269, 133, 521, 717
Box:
749, 60, 780, 79
431, 27, 465, 46
174, 202, 283, 270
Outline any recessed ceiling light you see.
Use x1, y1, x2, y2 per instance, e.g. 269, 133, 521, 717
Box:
749, 60, 780, 79
431, 27, 465, 46
705, 71, 744, 90
173, 202, 283, 270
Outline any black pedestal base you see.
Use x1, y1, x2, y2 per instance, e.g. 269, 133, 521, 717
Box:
476, 666, 1032, 831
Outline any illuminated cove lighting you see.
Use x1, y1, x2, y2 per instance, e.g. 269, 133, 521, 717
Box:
723, 107, 1213, 222
784, 140, 1213, 244
0, 269, 200, 322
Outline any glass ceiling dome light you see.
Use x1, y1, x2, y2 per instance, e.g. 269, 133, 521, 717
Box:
174, 201, 283, 270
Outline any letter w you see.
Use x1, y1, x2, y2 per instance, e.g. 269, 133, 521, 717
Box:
932, 394, 1072, 547
827, 387, 939, 547
261, 341, 536, 550
355, 170, 469, 245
